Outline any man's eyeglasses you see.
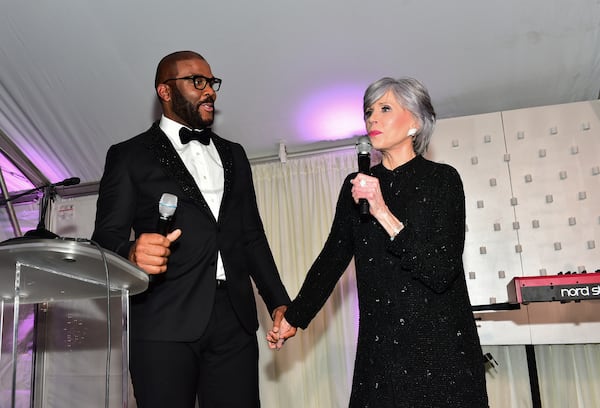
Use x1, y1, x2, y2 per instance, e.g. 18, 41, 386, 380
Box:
162, 75, 222, 91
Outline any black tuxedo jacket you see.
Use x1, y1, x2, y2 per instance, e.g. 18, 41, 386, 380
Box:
92, 122, 290, 341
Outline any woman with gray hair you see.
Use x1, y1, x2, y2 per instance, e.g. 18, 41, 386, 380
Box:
268, 77, 488, 407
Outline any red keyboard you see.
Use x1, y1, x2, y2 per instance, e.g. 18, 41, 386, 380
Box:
507, 272, 600, 304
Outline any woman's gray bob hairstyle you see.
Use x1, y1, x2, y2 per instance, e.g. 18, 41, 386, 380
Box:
363, 77, 436, 155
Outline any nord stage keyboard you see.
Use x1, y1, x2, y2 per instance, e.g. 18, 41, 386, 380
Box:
507, 272, 600, 304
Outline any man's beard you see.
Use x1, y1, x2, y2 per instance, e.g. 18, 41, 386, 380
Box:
171, 87, 214, 129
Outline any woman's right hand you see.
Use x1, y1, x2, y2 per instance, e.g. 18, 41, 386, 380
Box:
351, 173, 386, 216
351, 174, 404, 239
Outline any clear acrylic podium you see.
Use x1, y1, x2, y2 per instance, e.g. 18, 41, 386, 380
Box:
0, 238, 148, 408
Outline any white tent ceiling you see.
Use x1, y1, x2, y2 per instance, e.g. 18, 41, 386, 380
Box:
1, 0, 599, 194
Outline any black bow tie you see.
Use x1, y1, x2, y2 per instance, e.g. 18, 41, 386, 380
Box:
179, 127, 212, 145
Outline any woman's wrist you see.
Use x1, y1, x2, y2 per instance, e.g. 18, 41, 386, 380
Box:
389, 221, 404, 241
376, 207, 404, 240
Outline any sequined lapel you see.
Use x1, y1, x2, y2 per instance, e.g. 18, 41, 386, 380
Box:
144, 123, 215, 220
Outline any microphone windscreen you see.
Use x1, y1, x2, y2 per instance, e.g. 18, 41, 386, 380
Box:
63, 177, 81, 186
356, 135, 372, 155
159, 193, 178, 218
54, 177, 81, 186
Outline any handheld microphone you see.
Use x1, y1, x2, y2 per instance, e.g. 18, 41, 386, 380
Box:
157, 193, 178, 235
356, 136, 372, 218
149, 193, 178, 285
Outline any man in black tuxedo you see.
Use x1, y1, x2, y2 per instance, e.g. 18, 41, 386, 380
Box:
92, 50, 291, 407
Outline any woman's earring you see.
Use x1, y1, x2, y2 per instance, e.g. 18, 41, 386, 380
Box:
407, 128, 417, 137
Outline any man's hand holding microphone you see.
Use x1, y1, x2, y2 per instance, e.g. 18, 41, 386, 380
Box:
129, 193, 181, 276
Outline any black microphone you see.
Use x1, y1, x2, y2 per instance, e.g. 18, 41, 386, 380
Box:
157, 193, 178, 235
53, 177, 81, 187
356, 135, 372, 218
0, 176, 81, 206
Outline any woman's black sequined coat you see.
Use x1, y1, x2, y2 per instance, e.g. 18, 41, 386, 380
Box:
285, 155, 489, 407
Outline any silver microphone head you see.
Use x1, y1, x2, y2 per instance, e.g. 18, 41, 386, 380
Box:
356, 135, 372, 155
158, 193, 178, 218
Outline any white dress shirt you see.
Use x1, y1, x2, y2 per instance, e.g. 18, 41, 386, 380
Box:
159, 115, 227, 280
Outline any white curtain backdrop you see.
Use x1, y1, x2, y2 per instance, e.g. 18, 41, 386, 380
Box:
252, 150, 359, 408
535, 344, 600, 408
250, 149, 600, 408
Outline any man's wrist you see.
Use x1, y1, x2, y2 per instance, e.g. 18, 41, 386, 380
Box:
271, 305, 287, 320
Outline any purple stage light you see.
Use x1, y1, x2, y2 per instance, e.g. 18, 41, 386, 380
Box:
295, 84, 366, 143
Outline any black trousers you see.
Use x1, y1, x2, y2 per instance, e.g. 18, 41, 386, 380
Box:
129, 286, 260, 408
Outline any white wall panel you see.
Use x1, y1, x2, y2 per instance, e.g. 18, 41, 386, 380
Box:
49, 194, 98, 239
502, 101, 600, 276
427, 112, 523, 306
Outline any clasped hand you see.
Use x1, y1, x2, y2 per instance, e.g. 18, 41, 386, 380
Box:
351, 174, 386, 215
266, 306, 297, 350
129, 230, 182, 275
